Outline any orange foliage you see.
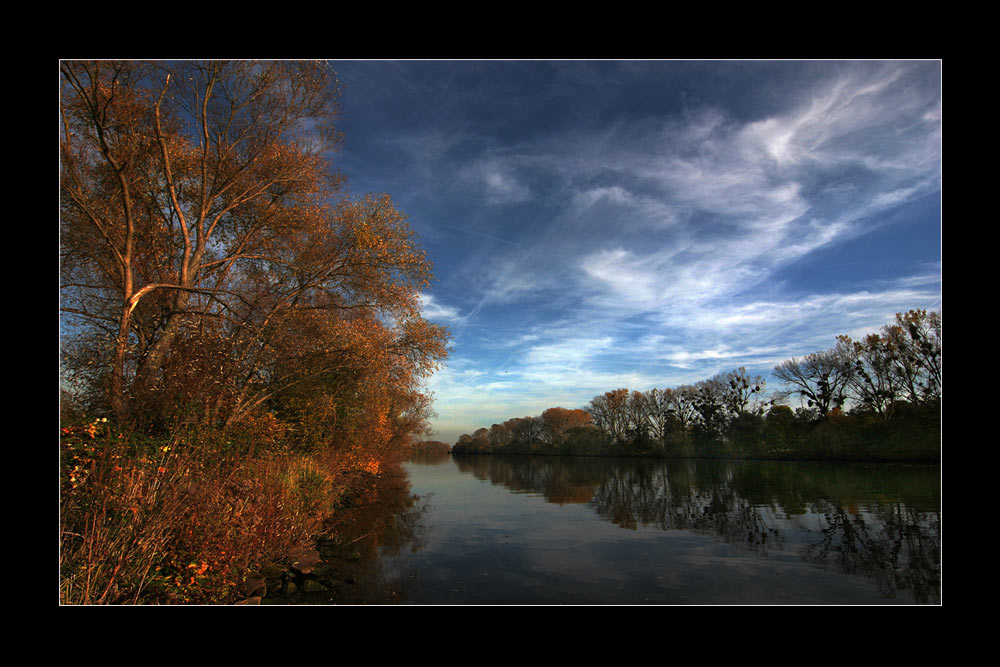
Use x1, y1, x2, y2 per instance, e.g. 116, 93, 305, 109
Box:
60, 62, 450, 604
541, 407, 593, 443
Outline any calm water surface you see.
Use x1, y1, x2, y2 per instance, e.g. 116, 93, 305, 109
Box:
292, 454, 940, 605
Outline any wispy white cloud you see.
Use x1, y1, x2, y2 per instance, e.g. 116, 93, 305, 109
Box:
456, 65, 937, 321
418, 293, 463, 322
522, 336, 615, 367
341, 61, 941, 442
476, 160, 533, 204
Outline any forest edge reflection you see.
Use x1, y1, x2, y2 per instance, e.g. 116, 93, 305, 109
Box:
449, 455, 940, 604
271, 452, 939, 604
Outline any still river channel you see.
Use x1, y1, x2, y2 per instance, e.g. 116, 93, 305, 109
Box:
281, 453, 940, 605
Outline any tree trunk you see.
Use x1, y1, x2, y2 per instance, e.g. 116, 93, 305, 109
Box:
111, 307, 131, 425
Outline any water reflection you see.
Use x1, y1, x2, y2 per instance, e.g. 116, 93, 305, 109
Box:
407, 448, 451, 465
276, 455, 940, 604
801, 501, 940, 604
451, 456, 940, 603
266, 463, 431, 605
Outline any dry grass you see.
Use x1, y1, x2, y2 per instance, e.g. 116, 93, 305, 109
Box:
60, 422, 353, 604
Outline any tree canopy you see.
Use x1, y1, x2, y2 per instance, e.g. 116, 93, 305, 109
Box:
60, 60, 449, 446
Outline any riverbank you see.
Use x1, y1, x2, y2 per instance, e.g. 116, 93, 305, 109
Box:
59, 419, 390, 605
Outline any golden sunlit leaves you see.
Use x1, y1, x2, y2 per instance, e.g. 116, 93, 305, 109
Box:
61, 60, 449, 438
61, 62, 453, 607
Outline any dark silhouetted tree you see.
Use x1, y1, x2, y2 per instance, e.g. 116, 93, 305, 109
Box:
773, 349, 852, 417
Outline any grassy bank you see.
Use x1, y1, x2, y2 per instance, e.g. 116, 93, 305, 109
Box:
59, 418, 382, 605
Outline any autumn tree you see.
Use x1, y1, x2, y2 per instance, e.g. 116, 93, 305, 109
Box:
506, 416, 545, 447
586, 389, 631, 444
836, 334, 901, 421
60, 60, 448, 441
540, 407, 592, 445
884, 310, 942, 406
834, 309, 941, 420
471, 428, 491, 449
489, 422, 511, 450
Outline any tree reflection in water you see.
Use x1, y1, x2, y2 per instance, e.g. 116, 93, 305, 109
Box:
452, 456, 940, 603
270, 462, 432, 605
802, 501, 940, 604
283, 456, 938, 604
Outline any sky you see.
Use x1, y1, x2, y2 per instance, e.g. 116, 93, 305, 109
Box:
327, 60, 942, 444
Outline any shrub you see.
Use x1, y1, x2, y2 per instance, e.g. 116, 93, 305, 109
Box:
60, 421, 350, 604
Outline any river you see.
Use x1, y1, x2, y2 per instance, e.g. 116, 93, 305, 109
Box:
278, 453, 940, 605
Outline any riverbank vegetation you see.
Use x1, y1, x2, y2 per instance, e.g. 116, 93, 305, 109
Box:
59, 61, 449, 604
452, 310, 940, 462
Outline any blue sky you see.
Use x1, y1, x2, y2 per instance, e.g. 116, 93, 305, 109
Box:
328, 60, 942, 443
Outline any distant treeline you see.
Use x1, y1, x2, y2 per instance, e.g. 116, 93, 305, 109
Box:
452, 310, 941, 462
